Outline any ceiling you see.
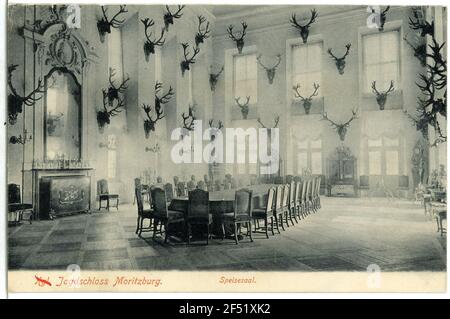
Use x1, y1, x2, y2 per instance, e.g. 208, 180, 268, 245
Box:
206, 5, 269, 18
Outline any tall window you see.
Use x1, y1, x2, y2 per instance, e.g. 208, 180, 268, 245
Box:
296, 138, 322, 175
368, 136, 400, 175
234, 53, 257, 104
292, 42, 322, 98
362, 30, 400, 93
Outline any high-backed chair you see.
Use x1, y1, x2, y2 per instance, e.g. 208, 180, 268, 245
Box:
164, 183, 174, 203
152, 188, 185, 244
187, 189, 212, 244
300, 179, 309, 217
221, 188, 253, 244
97, 179, 119, 211
309, 178, 317, 213
230, 178, 237, 189
173, 176, 179, 188
294, 181, 302, 220
8, 183, 33, 225
197, 180, 206, 190
214, 180, 223, 191
315, 176, 322, 210
282, 184, 291, 227
176, 181, 187, 197
288, 181, 298, 224
274, 185, 285, 231
135, 178, 155, 237
223, 180, 231, 190
252, 187, 276, 238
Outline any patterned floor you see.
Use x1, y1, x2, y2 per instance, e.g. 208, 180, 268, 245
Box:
8, 197, 447, 271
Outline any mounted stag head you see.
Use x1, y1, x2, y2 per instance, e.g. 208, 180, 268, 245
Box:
378, 6, 390, 31
209, 65, 224, 91
409, 15, 434, 37
293, 83, 320, 114
257, 115, 280, 139
322, 109, 359, 141
142, 103, 164, 139
290, 9, 318, 44
208, 119, 223, 141
97, 89, 125, 132
235, 96, 250, 119
163, 5, 185, 31
227, 22, 247, 54
155, 81, 174, 110
180, 43, 200, 76
257, 54, 282, 84
403, 33, 427, 67
371, 81, 394, 110
181, 104, 196, 132
107, 68, 129, 107
97, 5, 128, 43
7, 64, 44, 125
195, 15, 210, 46
327, 44, 351, 75
141, 18, 165, 62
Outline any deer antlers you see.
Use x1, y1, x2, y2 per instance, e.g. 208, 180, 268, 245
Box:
195, 15, 210, 46
180, 43, 200, 76
293, 83, 320, 101
7, 64, 44, 125
257, 54, 282, 84
142, 102, 165, 138
208, 119, 223, 130
403, 33, 427, 67
235, 96, 251, 119
227, 22, 248, 54
106, 68, 130, 106
257, 115, 280, 128
97, 5, 128, 43
409, 14, 434, 37
141, 18, 165, 61
164, 5, 185, 31
181, 104, 196, 131
102, 89, 125, 117
155, 81, 174, 109
371, 81, 395, 110
328, 44, 351, 74
322, 109, 358, 141
290, 9, 318, 43
209, 65, 224, 91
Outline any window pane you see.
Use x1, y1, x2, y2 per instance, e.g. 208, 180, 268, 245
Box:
384, 137, 399, 147
311, 139, 322, 149
234, 56, 247, 80
247, 81, 257, 103
308, 44, 322, 71
381, 62, 398, 87
381, 31, 399, 62
311, 152, 322, 174
297, 152, 308, 174
386, 150, 399, 175
364, 34, 380, 65
297, 140, 308, 149
246, 55, 257, 79
369, 151, 382, 175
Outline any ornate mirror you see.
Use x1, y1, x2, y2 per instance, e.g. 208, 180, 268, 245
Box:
44, 68, 81, 160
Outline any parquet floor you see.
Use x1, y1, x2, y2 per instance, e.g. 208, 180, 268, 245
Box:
8, 197, 446, 271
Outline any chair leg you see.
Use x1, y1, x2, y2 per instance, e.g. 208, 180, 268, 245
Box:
270, 216, 275, 236
234, 223, 239, 244
279, 213, 285, 231
265, 217, 269, 239
187, 223, 191, 244
221, 223, 226, 240
138, 217, 144, 237
153, 220, 158, 239
285, 211, 290, 228
206, 223, 210, 245
248, 222, 253, 242
136, 216, 141, 234
164, 222, 169, 244
290, 209, 296, 225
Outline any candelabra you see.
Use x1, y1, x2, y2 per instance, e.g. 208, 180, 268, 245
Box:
9, 129, 32, 145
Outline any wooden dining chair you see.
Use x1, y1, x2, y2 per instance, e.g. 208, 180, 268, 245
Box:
164, 183, 174, 202
176, 181, 187, 197
300, 179, 309, 217
288, 181, 298, 224
221, 188, 254, 244
252, 187, 276, 238
152, 188, 185, 243
214, 180, 223, 191
8, 183, 33, 225
282, 184, 291, 227
97, 179, 119, 211
197, 180, 206, 190
187, 189, 212, 244
135, 178, 155, 237
309, 178, 317, 213
294, 181, 302, 220
314, 176, 321, 210
274, 185, 285, 231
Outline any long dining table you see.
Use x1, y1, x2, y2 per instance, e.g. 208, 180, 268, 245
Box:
168, 184, 274, 237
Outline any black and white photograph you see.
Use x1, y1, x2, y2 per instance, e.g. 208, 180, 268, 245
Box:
3, 0, 447, 293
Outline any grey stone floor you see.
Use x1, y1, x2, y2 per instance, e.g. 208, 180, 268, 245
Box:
8, 197, 447, 271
